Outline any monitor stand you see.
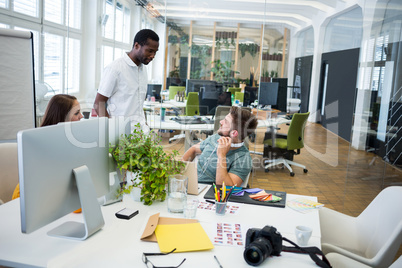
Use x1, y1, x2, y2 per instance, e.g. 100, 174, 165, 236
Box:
47, 165, 105, 240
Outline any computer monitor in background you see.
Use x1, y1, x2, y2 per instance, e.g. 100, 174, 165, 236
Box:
18, 118, 110, 240
147, 84, 162, 101
244, 86, 258, 106
218, 92, 232, 106
166, 77, 186, 89
272, 78, 288, 112
186, 79, 221, 115
209, 92, 232, 116
258, 82, 279, 108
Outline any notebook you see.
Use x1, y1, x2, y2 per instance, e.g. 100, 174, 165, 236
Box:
182, 161, 208, 195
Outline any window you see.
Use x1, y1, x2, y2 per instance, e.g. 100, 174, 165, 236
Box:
44, 0, 81, 29
65, 37, 80, 93
44, 33, 63, 92
66, 0, 81, 29
102, 0, 130, 42
14, 0, 38, 17
0, 0, 7, 9
101, 0, 131, 73
104, 0, 115, 39
45, 0, 63, 25
0, 0, 82, 95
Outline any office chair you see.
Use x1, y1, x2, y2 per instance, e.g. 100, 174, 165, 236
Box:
185, 92, 200, 116
227, 87, 241, 98
234, 92, 244, 103
168, 86, 185, 100
320, 186, 402, 268
169, 92, 200, 143
263, 112, 309, 176
325, 253, 402, 268
0, 143, 19, 204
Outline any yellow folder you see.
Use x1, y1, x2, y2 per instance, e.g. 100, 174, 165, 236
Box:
155, 222, 214, 253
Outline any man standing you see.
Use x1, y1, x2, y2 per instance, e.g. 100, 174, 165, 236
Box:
94, 29, 159, 131
182, 106, 258, 186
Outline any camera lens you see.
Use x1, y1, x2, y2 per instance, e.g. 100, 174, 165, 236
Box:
244, 237, 273, 266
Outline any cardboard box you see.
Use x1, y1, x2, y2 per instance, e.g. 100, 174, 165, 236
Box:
252, 108, 280, 119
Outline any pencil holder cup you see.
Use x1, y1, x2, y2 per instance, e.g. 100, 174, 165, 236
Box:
215, 201, 227, 216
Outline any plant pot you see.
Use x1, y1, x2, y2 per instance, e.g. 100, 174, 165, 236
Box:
129, 186, 142, 202
125, 171, 142, 202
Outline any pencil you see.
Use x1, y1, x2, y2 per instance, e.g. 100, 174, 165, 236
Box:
213, 183, 218, 201
225, 184, 236, 202
222, 182, 226, 201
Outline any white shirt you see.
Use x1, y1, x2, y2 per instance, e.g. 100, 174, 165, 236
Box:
98, 53, 148, 129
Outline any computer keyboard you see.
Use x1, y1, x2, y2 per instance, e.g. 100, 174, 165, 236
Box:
171, 116, 206, 124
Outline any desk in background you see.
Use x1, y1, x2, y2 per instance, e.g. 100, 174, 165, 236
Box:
146, 115, 289, 151
147, 115, 213, 151
144, 100, 186, 109
0, 190, 322, 268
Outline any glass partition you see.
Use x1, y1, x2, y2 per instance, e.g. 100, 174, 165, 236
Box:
295, 27, 314, 58
190, 26, 213, 80
159, 0, 290, 183
237, 26, 261, 87
346, 0, 402, 214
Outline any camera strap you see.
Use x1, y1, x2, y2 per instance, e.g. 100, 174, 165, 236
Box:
282, 237, 332, 268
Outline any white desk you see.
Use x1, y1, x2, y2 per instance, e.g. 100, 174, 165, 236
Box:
0, 191, 321, 268
147, 115, 290, 151
147, 115, 214, 150
144, 100, 187, 109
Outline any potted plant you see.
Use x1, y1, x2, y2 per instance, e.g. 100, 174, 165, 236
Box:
110, 124, 185, 205
211, 59, 239, 84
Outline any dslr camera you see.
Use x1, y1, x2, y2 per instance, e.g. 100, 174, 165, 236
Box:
243, 225, 282, 266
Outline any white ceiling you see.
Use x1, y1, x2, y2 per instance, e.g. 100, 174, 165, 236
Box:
150, 0, 348, 34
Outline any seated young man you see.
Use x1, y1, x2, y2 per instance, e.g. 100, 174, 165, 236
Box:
182, 106, 258, 186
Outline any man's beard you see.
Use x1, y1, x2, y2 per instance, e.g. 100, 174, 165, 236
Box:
217, 129, 230, 137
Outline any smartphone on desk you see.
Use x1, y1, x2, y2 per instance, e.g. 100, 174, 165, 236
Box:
115, 208, 139, 220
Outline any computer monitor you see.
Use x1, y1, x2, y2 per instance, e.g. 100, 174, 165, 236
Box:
147, 84, 162, 101
272, 78, 288, 112
258, 82, 279, 107
166, 77, 185, 88
186, 79, 221, 115
218, 92, 232, 106
18, 118, 110, 240
244, 86, 258, 106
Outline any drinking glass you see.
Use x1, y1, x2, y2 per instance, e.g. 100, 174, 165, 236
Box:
167, 175, 188, 213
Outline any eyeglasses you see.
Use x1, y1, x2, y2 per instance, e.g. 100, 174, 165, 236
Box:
142, 248, 186, 268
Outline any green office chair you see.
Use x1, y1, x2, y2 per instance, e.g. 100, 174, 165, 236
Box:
169, 92, 200, 143
227, 87, 241, 97
234, 92, 244, 103
263, 112, 310, 176
168, 86, 185, 100
185, 92, 199, 116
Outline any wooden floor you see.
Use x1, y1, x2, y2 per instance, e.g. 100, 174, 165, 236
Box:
161, 122, 402, 217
